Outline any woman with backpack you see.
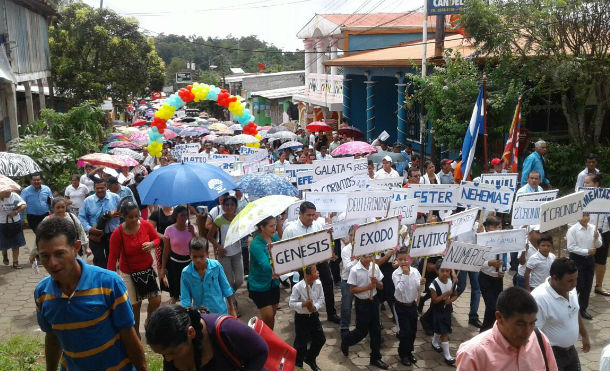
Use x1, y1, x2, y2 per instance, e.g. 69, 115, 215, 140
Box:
146, 305, 268, 371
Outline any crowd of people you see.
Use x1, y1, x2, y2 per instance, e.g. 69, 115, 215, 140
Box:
0, 126, 606, 371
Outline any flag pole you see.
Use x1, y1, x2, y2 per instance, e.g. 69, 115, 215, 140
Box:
483, 73, 489, 173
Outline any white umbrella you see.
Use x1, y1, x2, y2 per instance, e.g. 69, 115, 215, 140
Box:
278, 141, 304, 150
270, 131, 297, 141
224, 196, 301, 247
225, 134, 259, 145
109, 148, 144, 161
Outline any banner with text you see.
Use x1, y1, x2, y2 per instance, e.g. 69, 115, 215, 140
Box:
311, 157, 368, 182
171, 143, 201, 161
310, 172, 368, 193
303, 192, 349, 213
511, 201, 543, 227
409, 222, 450, 258
367, 178, 404, 190
445, 207, 479, 237
539, 192, 585, 232
240, 147, 268, 163
441, 241, 490, 272
409, 184, 460, 211
387, 198, 419, 225
457, 181, 515, 213
352, 216, 400, 257
182, 153, 208, 164
477, 229, 527, 254
345, 191, 393, 219
296, 170, 314, 190
580, 187, 610, 214
515, 189, 559, 202
284, 164, 313, 182
270, 230, 333, 275
480, 173, 519, 191
327, 218, 367, 240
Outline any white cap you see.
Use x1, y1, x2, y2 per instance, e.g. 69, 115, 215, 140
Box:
528, 224, 541, 233
102, 167, 118, 177
383, 155, 393, 163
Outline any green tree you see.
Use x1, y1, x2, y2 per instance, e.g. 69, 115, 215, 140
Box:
49, 3, 165, 107
460, 0, 610, 148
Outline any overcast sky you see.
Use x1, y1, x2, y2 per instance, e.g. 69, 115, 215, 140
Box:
82, 0, 422, 51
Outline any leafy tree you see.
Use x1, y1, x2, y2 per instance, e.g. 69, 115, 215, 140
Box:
460, 0, 610, 148
49, 3, 166, 107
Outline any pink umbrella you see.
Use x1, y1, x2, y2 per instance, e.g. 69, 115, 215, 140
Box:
202, 134, 217, 142
78, 153, 138, 168
163, 129, 178, 140
109, 141, 142, 150
331, 141, 378, 156
306, 121, 333, 132
129, 131, 149, 144
0, 174, 21, 192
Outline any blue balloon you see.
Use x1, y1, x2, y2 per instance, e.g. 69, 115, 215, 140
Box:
167, 94, 185, 109
151, 126, 159, 133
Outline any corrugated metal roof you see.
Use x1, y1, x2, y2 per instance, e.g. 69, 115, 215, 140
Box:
250, 86, 305, 100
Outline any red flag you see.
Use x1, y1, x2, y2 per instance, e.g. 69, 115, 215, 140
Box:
502, 96, 522, 173
257, 63, 266, 70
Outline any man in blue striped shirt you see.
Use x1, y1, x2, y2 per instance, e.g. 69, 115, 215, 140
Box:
34, 217, 146, 371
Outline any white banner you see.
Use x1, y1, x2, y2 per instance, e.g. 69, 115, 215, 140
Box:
367, 178, 404, 190
296, 170, 314, 190
242, 159, 268, 174
208, 159, 238, 171
270, 230, 333, 275
515, 189, 559, 202
182, 153, 208, 163
580, 187, 610, 214
480, 173, 519, 191
352, 216, 400, 257
345, 191, 393, 219
409, 184, 460, 211
327, 218, 366, 240
210, 154, 239, 162
172, 143, 201, 160
285, 201, 304, 223
539, 192, 585, 232
441, 241, 490, 272
303, 192, 349, 213
476, 228, 527, 254
445, 207, 479, 237
240, 147, 268, 163
387, 198, 419, 225
309, 173, 368, 193
284, 164, 313, 182
311, 157, 368, 182
409, 222, 450, 258
457, 181, 515, 213
511, 201, 543, 227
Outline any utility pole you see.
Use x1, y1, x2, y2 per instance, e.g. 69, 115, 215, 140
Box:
100, 0, 103, 8
419, 1, 428, 160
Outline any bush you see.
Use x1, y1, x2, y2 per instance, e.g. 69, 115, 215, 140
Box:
0, 335, 44, 371
545, 142, 610, 192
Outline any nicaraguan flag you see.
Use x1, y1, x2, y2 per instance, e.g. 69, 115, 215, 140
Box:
461, 86, 485, 177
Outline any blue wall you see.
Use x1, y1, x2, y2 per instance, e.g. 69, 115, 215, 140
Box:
349, 33, 422, 52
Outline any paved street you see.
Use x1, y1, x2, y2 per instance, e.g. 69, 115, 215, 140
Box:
1, 229, 608, 370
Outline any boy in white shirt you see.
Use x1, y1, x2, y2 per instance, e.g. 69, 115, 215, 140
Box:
339, 226, 358, 333
340, 254, 388, 369
514, 225, 541, 288
525, 233, 556, 291
289, 265, 326, 371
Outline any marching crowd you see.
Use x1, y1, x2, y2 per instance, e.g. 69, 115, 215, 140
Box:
0, 128, 608, 371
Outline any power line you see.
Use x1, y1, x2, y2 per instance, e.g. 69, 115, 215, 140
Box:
121, 0, 314, 16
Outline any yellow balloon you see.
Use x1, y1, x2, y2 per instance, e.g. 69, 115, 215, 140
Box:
255, 134, 262, 140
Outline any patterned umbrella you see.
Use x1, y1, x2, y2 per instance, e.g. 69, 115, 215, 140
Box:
129, 131, 149, 144
270, 131, 297, 141
209, 123, 228, 131
78, 153, 138, 168
225, 134, 259, 145
228, 124, 242, 131
331, 141, 378, 156
216, 129, 234, 136
259, 126, 272, 131
306, 121, 333, 132
237, 173, 298, 199
278, 141, 303, 151
180, 127, 210, 137
267, 125, 290, 134
108, 141, 142, 150
109, 148, 144, 161
0, 152, 42, 177
0, 174, 21, 192
202, 134, 218, 142
224, 195, 300, 246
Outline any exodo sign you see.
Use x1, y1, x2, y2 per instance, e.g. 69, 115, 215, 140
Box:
352, 216, 401, 257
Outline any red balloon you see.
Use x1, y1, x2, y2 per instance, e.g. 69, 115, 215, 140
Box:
186, 85, 193, 91
152, 116, 167, 126
178, 88, 195, 103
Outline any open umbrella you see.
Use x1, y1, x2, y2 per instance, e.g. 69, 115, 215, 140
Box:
163, 129, 179, 140
368, 151, 406, 164
209, 123, 228, 131
267, 126, 290, 134
129, 131, 149, 144
306, 121, 333, 132
115, 126, 140, 136
228, 124, 242, 131
78, 153, 137, 168
237, 173, 297, 199
225, 134, 259, 145
216, 129, 234, 136
108, 141, 142, 150
331, 141, 378, 156
137, 162, 237, 206
338, 125, 365, 139
0, 174, 21, 192
110, 120, 127, 126
0, 152, 42, 177
180, 127, 210, 137
270, 131, 297, 141
224, 195, 300, 246
259, 126, 272, 131
213, 136, 230, 145
109, 148, 144, 161
278, 141, 303, 151
131, 119, 148, 127
202, 134, 218, 142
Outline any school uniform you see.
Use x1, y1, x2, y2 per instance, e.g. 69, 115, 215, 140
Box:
289, 279, 326, 367
525, 251, 555, 291
393, 266, 421, 358
430, 277, 454, 335
478, 255, 504, 332
342, 261, 384, 362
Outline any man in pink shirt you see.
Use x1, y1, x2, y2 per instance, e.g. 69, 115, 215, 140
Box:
456, 287, 558, 371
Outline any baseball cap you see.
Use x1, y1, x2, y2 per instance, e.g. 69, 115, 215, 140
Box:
383, 155, 393, 163
491, 158, 502, 166
441, 158, 453, 165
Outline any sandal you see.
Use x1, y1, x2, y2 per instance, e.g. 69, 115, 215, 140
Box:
3, 257, 8, 266
595, 288, 610, 297
12, 262, 22, 269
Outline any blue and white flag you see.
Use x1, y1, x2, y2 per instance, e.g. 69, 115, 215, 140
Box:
461, 86, 485, 177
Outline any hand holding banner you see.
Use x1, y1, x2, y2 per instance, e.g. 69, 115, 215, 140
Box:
476, 228, 527, 254
445, 207, 479, 237
457, 181, 515, 213
441, 241, 490, 272
539, 192, 585, 232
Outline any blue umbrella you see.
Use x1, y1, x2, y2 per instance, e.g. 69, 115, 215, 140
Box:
137, 163, 237, 206
237, 173, 298, 199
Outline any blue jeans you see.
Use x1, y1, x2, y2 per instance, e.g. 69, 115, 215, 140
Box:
514, 273, 525, 288
457, 270, 481, 322
340, 280, 354, 331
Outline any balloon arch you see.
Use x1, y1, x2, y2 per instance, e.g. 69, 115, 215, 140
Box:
147, 83, 260, 157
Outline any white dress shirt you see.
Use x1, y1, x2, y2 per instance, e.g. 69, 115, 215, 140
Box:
518, 241, 538, 277
374, 168, 399, 179
341, 242, 358, 281
422, 173, 441, 184
516, 184, 544, 194
567, 222, 602, 256
392, 266, 421, 304
289, 278, 325, 314
347, 261, 384, 299
532, 278, 580, 348
481, 256, 502, 278
79, 173, 94, 193
282, 218, 323, 240
575, 168, 598, 191
525, 251, 555, 288
64, 184, 90, 210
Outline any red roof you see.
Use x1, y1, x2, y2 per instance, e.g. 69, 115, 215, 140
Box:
320, 12, 432, 28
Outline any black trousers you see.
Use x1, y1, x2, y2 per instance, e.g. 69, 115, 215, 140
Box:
317, 261, 337, 318
342, 296, 382, 361
27, 213, 48, 234
379, 262, 396, 309
90, 233, 111, 269
329, 239, 342, 283
570, 253, 595, 312
552, 345, 581, 371
294, 312, 326, 365
395, 301, 418, 357
479, 273, 503, 332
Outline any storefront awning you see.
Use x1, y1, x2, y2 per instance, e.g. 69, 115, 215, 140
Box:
0, 47, 17, 84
